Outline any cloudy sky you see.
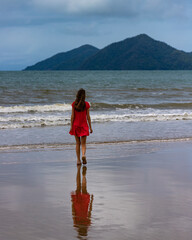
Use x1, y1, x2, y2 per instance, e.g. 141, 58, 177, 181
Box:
1, 0, 192, 70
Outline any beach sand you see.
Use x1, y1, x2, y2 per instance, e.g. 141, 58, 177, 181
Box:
0, 141, 192, 240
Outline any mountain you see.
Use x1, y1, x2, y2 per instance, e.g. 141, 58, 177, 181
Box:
24, 45, 99, 70
81, 34, 192, 70
24, 34, 192, 70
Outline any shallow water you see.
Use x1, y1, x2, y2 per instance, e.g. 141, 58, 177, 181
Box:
0, 142, 192, 240
0, 121, 192, 151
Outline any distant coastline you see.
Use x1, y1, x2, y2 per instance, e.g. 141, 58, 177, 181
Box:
24, 34, 192, 71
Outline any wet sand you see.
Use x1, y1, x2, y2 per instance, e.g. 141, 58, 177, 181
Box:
0, 141, 192, 240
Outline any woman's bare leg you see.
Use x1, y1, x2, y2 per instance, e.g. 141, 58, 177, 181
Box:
81, 136, 87, 158
75, 136, 81, 164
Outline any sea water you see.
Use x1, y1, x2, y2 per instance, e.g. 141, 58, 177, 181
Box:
0, 71, 192, 149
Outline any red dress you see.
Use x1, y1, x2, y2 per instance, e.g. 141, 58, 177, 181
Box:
69, 101, 90, 137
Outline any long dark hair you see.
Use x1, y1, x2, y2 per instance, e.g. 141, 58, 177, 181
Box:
74, 88, 86, 112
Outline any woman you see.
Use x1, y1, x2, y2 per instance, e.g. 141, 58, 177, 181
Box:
69, 89, 93, 165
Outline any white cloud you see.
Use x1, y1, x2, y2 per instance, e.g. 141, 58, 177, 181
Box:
32, 0, 108, 14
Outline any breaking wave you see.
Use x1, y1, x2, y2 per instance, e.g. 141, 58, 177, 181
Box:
0, 110, 192, 129
0, 103, 72, 113
1, 102, 192, 114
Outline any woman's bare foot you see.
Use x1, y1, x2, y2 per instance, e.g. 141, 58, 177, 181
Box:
77, 161, 81, 165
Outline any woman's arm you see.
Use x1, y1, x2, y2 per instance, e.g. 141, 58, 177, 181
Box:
87, 109, 93, 133
70, 107, 75, 131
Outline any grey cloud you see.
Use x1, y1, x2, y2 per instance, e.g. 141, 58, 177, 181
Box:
31, 0, 190, 19
1, 0, 191, 28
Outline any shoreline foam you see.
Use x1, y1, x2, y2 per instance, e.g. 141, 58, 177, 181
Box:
0, 137, 192, 153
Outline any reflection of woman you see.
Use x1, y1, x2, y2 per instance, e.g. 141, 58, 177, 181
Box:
71, 166, 93, 238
